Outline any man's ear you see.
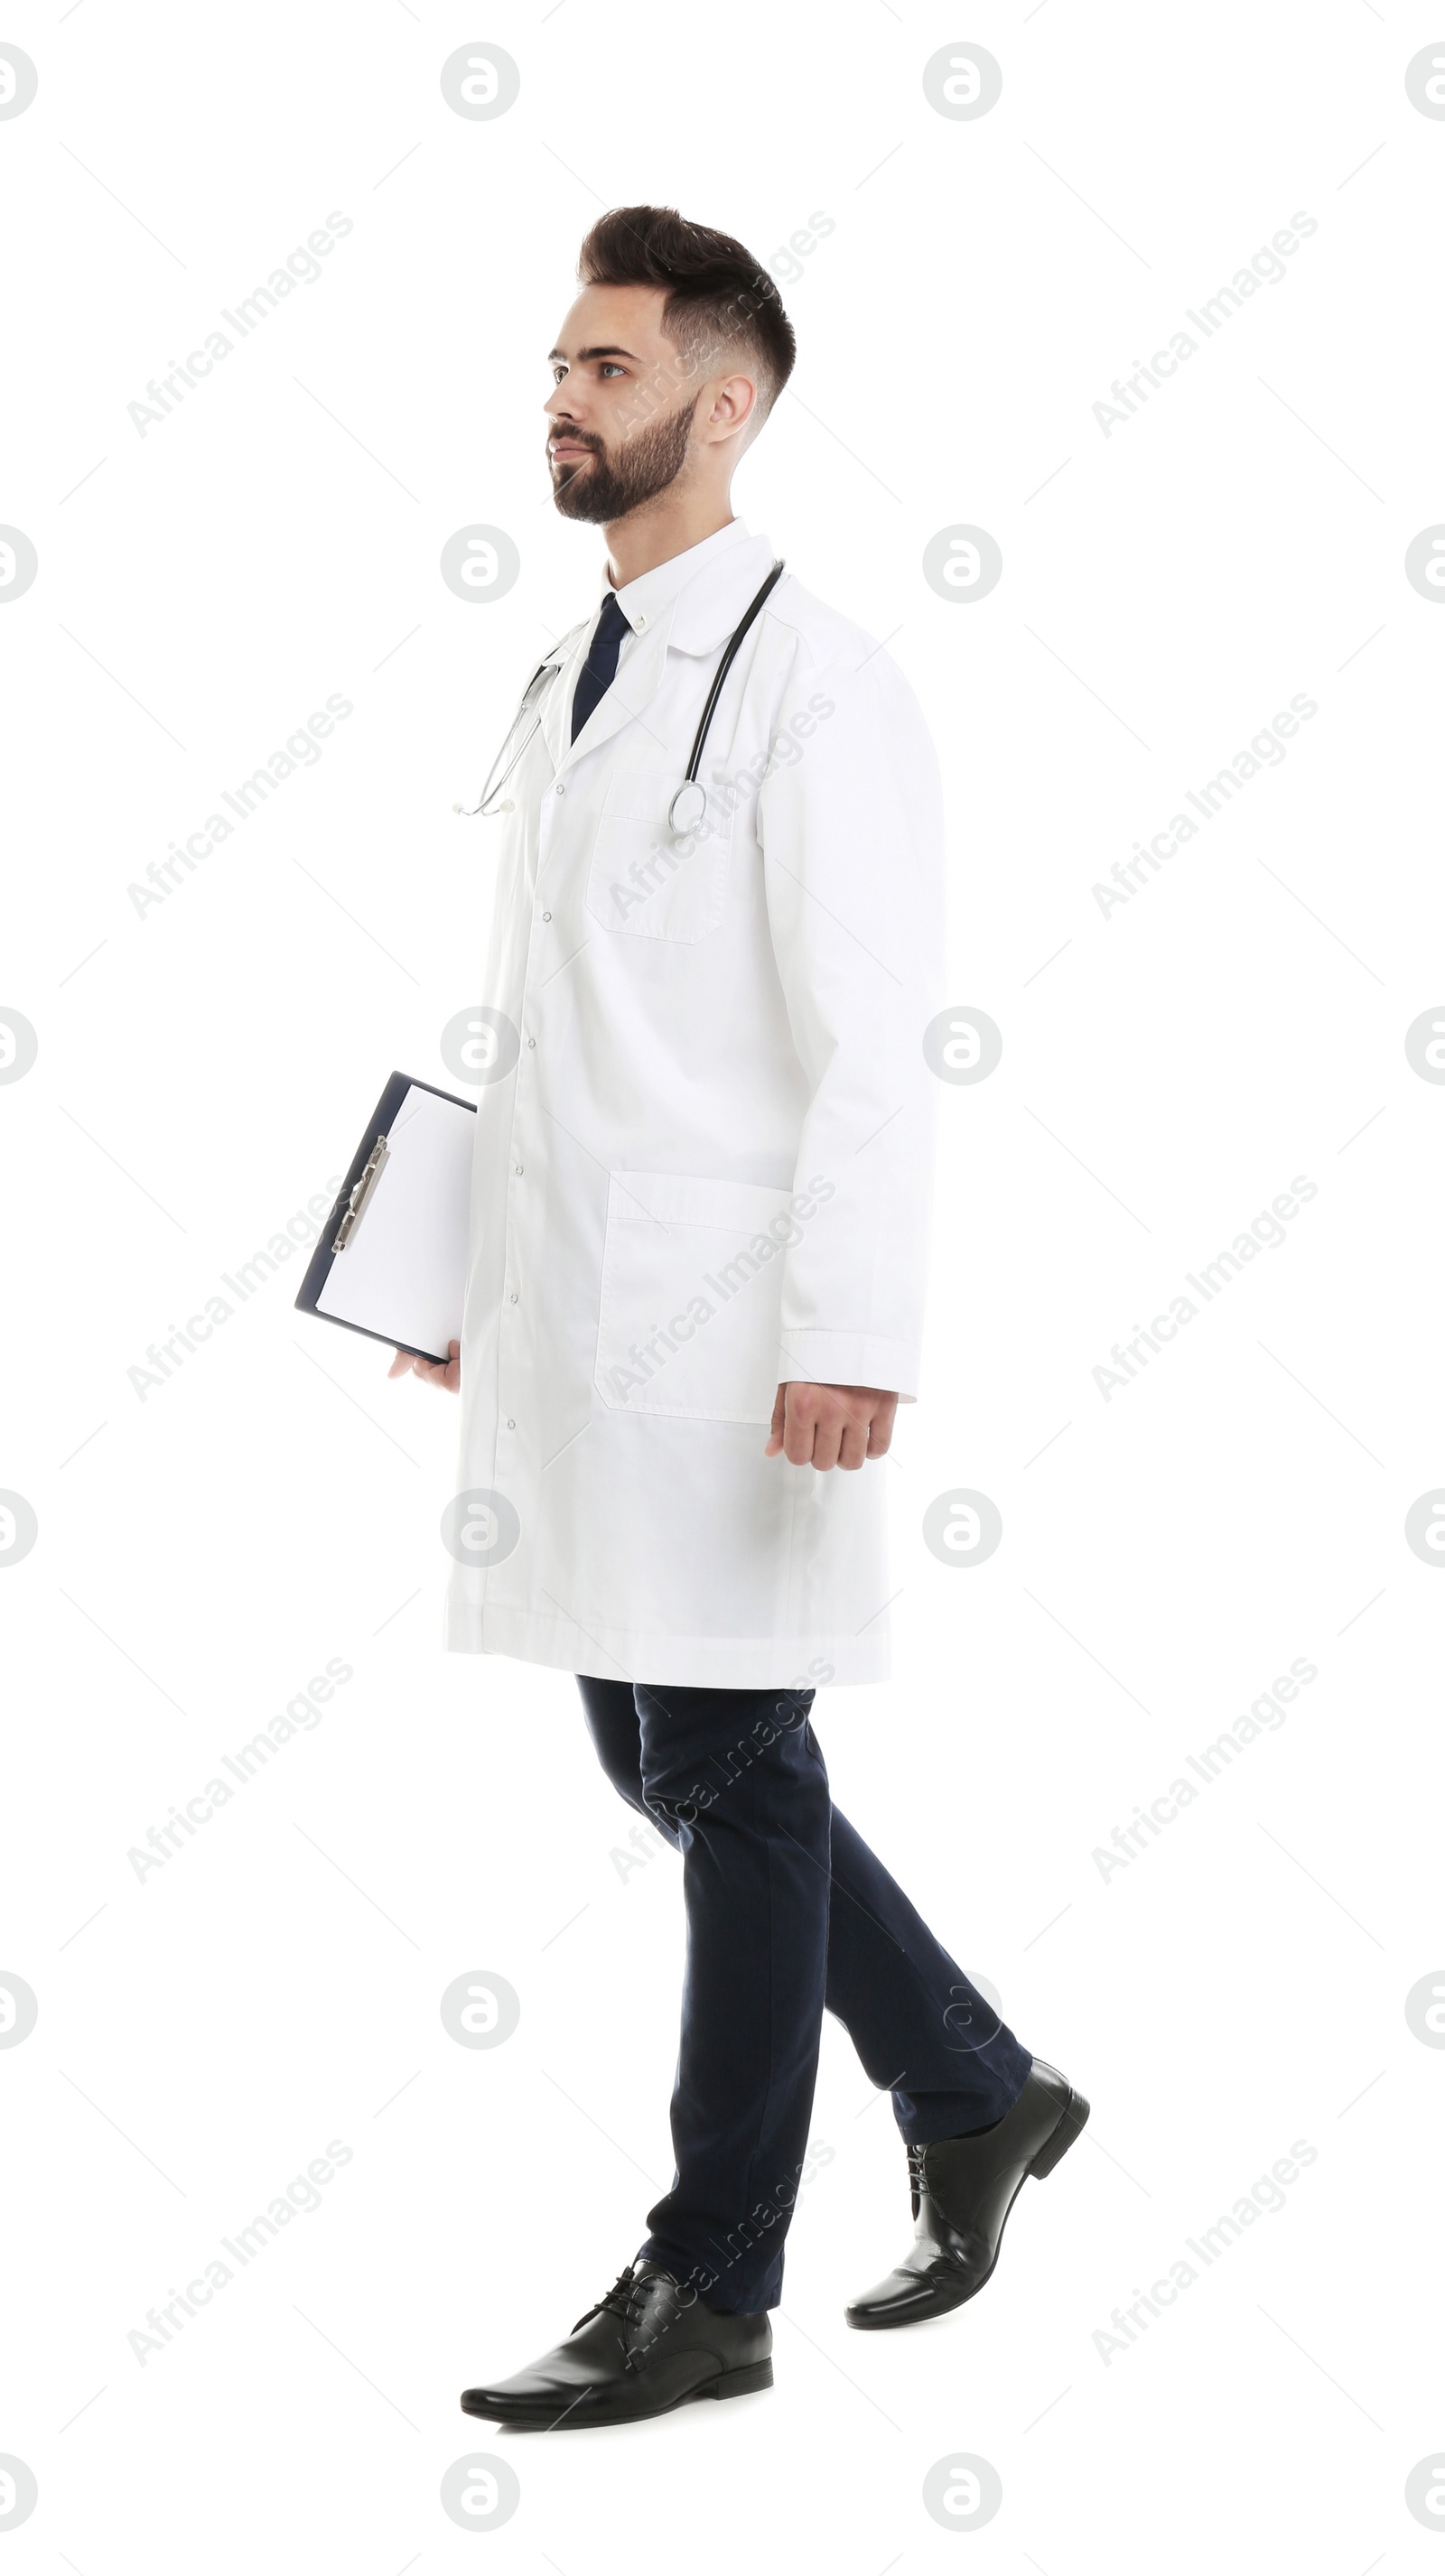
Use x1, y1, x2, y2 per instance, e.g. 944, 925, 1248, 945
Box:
701, 370, 760, 445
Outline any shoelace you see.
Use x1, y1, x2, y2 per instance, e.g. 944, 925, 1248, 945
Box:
907, 2141, 974, 2275
572, 2265, 644, 2336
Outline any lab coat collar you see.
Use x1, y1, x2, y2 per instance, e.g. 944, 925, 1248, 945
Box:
538, 519, 779, 777
610, 517, 763, 652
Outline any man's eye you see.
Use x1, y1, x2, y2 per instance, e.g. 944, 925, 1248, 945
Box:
600, 362, 625, 378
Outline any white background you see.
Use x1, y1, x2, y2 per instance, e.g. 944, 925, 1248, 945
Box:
3, 0, 1442, 2566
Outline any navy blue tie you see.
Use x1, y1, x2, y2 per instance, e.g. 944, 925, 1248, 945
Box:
570, 591, 630, 743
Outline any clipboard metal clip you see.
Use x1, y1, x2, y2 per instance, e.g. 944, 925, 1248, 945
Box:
331, 1134, 389, 1251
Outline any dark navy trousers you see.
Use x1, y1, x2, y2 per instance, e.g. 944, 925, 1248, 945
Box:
577, 1676, 1033, 2313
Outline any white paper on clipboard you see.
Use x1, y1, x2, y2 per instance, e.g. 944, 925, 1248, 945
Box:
316, 1083, 475, 1358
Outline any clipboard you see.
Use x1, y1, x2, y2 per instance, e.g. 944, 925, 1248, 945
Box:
294, 1073, 476, 1363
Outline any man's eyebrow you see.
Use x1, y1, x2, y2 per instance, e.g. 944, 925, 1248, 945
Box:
547, 344, 641, 365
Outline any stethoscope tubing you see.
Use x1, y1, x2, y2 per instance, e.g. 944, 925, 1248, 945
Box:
461, 556, 787, 828
461, 659, 563, 815
673, 559, 786, 814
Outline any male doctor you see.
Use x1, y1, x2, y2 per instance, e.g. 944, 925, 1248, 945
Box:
392, 206, 1086, 2430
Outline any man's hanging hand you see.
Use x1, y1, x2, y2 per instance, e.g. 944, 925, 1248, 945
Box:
764, 1382, 898, 1471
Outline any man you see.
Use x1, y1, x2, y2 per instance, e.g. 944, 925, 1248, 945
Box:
391, 206, 1086, 2430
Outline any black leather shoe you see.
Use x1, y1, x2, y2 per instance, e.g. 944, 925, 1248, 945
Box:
845, 2060, 1089, 2331
460, 2259, 773, 2430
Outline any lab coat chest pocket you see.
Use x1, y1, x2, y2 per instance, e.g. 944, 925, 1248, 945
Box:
585, 764, 734, 942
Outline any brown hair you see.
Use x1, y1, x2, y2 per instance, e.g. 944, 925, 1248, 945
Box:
576, 205, 796, 425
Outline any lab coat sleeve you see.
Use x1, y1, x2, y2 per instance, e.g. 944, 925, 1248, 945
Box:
758, 641, 946, 1401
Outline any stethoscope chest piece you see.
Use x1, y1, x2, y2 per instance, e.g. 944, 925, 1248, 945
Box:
667, 779, 707, 836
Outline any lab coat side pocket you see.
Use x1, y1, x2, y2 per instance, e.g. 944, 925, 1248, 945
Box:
584, 765, 734, 943
594, 1170, 794, 1423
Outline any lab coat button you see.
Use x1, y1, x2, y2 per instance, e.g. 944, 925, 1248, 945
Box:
541, 910, 551, 922
506, 1418, 516, 1430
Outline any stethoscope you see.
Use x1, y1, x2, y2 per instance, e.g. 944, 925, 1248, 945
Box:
454, 558, 785, 836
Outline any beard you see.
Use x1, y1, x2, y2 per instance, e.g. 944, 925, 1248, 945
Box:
550, 396, 698, 524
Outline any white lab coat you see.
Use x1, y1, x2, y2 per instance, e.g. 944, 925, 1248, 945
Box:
444, 518, 944, 1687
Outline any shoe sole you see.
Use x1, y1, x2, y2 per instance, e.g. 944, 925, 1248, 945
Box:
461, 2356, 774, 2429
704, 2357, 774, 2400
845, 2083, 1091, 2332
